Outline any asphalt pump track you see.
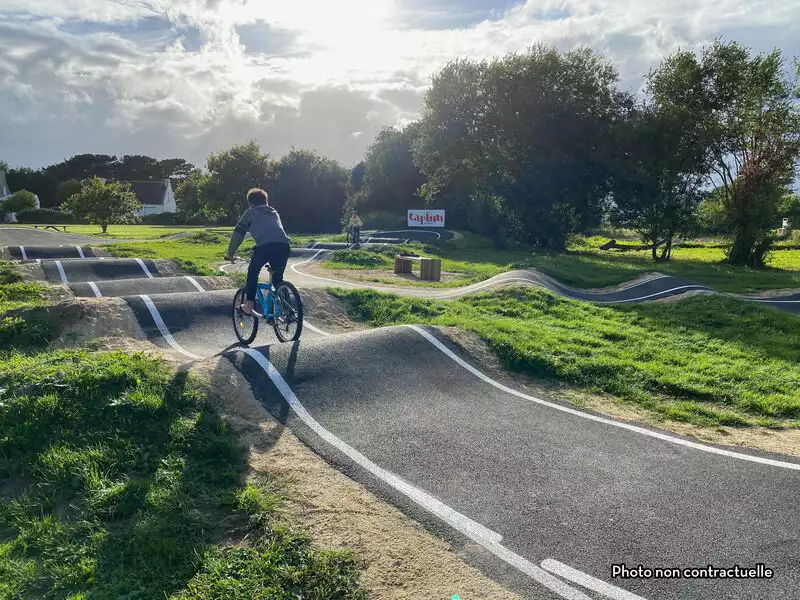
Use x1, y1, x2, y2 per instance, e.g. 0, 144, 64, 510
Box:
3, 235, 799, 600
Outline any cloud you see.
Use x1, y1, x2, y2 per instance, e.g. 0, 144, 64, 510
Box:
0, 0, 798, 169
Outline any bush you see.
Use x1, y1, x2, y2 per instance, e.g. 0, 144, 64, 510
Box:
0, 190, 37, 217
14, 208, 75, 224
140, 212, 182, 225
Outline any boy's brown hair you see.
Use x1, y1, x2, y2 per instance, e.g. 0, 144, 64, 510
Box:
247, 188, 268, 206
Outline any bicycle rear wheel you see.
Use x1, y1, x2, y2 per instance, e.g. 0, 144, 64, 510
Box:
273, 281, 303, 343
232, 287, 259, 345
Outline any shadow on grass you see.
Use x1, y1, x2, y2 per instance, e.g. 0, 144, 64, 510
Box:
0, 355, 271, 598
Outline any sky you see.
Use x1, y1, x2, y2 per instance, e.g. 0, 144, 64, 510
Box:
1, 0, 799, 170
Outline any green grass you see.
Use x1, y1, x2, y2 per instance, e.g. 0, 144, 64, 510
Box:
103, 231, 336, 275
6, 224, 220, 240
525, 237, 800, 293
0, 262, 48, 314
320, 232, 800, 293
0, 349, 365, 599
331, 287, 800, 429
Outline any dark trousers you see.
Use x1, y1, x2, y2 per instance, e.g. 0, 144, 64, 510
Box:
352, 227, 361, 242
246, 243, 291, 301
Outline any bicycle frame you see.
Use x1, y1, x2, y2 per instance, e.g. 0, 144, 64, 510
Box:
253, 282, 280, 320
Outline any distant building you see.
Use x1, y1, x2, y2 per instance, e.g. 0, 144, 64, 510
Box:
126, 179, 177, 215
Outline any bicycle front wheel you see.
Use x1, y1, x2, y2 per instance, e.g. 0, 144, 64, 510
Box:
232, 287, 259, 345
273, 281, 303, 343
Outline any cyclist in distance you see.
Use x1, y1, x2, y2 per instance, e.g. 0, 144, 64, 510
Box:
224, 188, 291, 316
348, 209, 362, 244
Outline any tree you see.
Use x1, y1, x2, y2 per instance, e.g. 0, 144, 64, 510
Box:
56, 179, 83, 205
61, 177, 141, 233
359, 125, 426, 216
0, 190, 37, 217
45, 154, 117, 182
610, 103, 708, 260
158, 158, 196, 180
270, 149, 349, 233
649, 40, 800, 266
415, 46, 625, 249
0, 160, 8, 172
175, 170, 210, 221
6, 168, 58, 208
202, 141, 277, 224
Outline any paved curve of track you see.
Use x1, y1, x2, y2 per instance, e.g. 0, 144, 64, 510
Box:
222, 248, 800, 314
3, 232, 800, 600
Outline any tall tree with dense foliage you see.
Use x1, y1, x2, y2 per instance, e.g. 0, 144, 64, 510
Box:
175, 170, 211, 221
415, 46, 625, 249
202, 141, 277, 224
359, 125, 425, 216
61, 177, 141, 233
649, 41, 800, 266
270, 150, 349, 233
611, 103, 708, 260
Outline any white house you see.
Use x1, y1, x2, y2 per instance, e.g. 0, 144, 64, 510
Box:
128, 179, 177, 215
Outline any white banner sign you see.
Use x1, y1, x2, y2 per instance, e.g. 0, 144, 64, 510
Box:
408, 209, 445, 228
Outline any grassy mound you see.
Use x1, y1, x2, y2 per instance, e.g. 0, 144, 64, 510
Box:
0, 350, 365, 599
332, 287, 800, 429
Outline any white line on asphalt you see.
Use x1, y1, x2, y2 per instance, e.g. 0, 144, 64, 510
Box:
87, 282, 102, 298
139, 295, 203, 359
76, 245, 85, 258
593, 285, 711, 303
55, 261, 68, 284
135, 258, 154, 278
238, 346, 591, 600
303, 321, 331, 336
19, 246, 27, 260
184, 276, 205, 292
408, 325, 800, 471
541, 560, 647, 600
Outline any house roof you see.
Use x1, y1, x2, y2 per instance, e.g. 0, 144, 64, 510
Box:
128, 181, 167, 206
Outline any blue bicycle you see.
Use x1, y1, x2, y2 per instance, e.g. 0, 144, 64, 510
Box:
230, 258, 304, 345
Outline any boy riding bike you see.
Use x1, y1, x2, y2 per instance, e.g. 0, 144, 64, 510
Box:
224, 188, 291, 316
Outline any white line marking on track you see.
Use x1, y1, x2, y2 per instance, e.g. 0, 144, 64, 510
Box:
408, 325, 800, 471
87, 282, 102, 297
541, 560, 647, 600
75, 245, 85, 258
139, 295, 203, 359
184, 276, 205, 292
55, 261, 68, 284
303, 321, 331, 336
238, 347, 591, 599
19, 246, 27, 260
134, 258, 154, 278
542, 558, 646, 600
593, 285, 710, 303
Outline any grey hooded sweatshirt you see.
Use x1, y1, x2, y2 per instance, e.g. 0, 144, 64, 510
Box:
227, 204, 291, 256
